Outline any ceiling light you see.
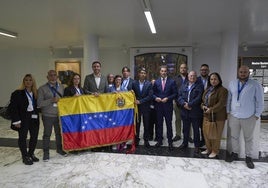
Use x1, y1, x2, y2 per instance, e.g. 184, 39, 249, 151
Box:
144, 11, 156, 34
0, 28, 18, 38
141, 0, 156, 34
241, 42, 248, 51
68, 46, 72, 55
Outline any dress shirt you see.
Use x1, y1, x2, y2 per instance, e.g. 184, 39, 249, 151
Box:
227, 79, 264, 118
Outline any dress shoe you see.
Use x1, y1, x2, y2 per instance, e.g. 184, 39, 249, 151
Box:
225, 152, 238, 162
168, 143, 174, 151
194, 147, 200, 153
245, 156, 254, 169
208, 152, 217, 158
155, 142, 163, 147
23, 156, 33, 165
178, 144, 188, 150
30, 154, 39, 162
201, 150, 209, 155
57, 150, 68, 157
199, 141, 205, 148
144, 141, 150, 148
43, 153, 49, 162
188, 137, 194, 143
172, 135, 181, 142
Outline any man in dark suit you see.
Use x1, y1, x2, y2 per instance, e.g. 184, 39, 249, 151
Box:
173, 63, 188, 142
132, 68, 153, 148
121, 66, 134, 91
83, 61, 108, 95
153, 65, 177, 151
177, 71, 204, 153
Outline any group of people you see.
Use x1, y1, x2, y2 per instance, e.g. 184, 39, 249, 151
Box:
9, 61, 263, 169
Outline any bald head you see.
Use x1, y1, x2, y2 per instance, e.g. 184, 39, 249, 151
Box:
238, 65, 250, 82
188, 71, 197, 84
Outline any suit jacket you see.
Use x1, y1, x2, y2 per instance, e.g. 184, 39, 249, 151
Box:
64, 86, 85, 97
83, 74, 108, 94
197, 76, 208, 90
173, 74, 188, 89
122, 77, 134, 91
10, 89, 39, 125
201, 86, 228, 121
178, 81, 204, 119
153, 77, 177, 110
132, 80, 153, 111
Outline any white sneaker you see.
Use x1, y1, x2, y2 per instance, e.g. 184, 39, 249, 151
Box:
209, 152, 217, 158
201, 150, 209, 155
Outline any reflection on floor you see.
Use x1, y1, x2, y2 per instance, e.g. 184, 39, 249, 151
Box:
0, 117, 268, 188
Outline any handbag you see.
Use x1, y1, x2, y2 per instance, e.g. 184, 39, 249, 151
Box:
0, 102, 12, 120
208, 111, 218, 139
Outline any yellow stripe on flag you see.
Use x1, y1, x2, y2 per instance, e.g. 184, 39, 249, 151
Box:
58, 91, 135, 116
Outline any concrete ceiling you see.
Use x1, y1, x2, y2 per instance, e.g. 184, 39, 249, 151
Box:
0, 0, 268, 50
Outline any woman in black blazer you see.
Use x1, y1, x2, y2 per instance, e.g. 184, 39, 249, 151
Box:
64, 73, 85, 97
9, 74, 40, 165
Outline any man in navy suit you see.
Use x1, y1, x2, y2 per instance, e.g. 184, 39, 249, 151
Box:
132, 68, 153, 148
153, 65, 177, 151
178, 71, 204, 153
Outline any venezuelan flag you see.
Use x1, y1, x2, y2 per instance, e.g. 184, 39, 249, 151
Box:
58, 91, 136, 151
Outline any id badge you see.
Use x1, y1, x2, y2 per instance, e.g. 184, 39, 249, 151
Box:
31, 114, 38, 119
235, 102, 241, 107
53, 103, 58, 107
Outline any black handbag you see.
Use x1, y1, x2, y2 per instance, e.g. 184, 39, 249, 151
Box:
0, 102, 12, 120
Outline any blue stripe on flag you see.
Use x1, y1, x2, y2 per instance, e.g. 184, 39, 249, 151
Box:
60, 109, 134, 133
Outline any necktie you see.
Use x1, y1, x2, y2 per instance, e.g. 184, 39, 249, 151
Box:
162, 78, 166, 91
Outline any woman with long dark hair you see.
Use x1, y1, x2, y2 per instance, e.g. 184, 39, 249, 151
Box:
9, 74, 40, 165
201, 72, 228, 158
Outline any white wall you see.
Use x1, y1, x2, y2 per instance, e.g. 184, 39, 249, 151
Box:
192, 47, 221, 75
0, 48, 49, 106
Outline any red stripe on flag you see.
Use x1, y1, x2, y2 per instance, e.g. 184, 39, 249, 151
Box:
62, 125, 135, 151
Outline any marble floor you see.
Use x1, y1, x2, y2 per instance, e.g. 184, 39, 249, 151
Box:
0, 117, 268, 188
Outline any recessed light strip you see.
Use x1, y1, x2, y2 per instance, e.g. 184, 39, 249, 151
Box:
144, 11, 156, 34
0, 28, 18, 38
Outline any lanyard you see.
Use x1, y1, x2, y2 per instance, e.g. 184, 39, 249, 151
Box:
187, 83, 195, 102
122, 78, 129, 89
75, 88, 81, 95
48, 83, 58, 97
25, 89, 34, 106
237, 80, 247, 101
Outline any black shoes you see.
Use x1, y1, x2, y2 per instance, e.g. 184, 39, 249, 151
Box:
155, 142, 163, 147
178, 144, 188, 150
57, 150, 68, 157
225, 152, 239, 162
168, 143, 174, 151
194, 147, 200, 153
172, 135, 181, 142
188, 137, 194, 143
23, 156, 33, 165
43, 153, 49, 162
245, 156, 255, 169
30, 154, 39, 162
144, 141, 150, 148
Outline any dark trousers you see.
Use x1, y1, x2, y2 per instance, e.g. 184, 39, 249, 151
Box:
18, 113, 39, 158
42, 116, 63, 154
148, 107, 157, 140
156, 105, 173, 144
136, 108, 150, 141
182, 117, 202, 147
